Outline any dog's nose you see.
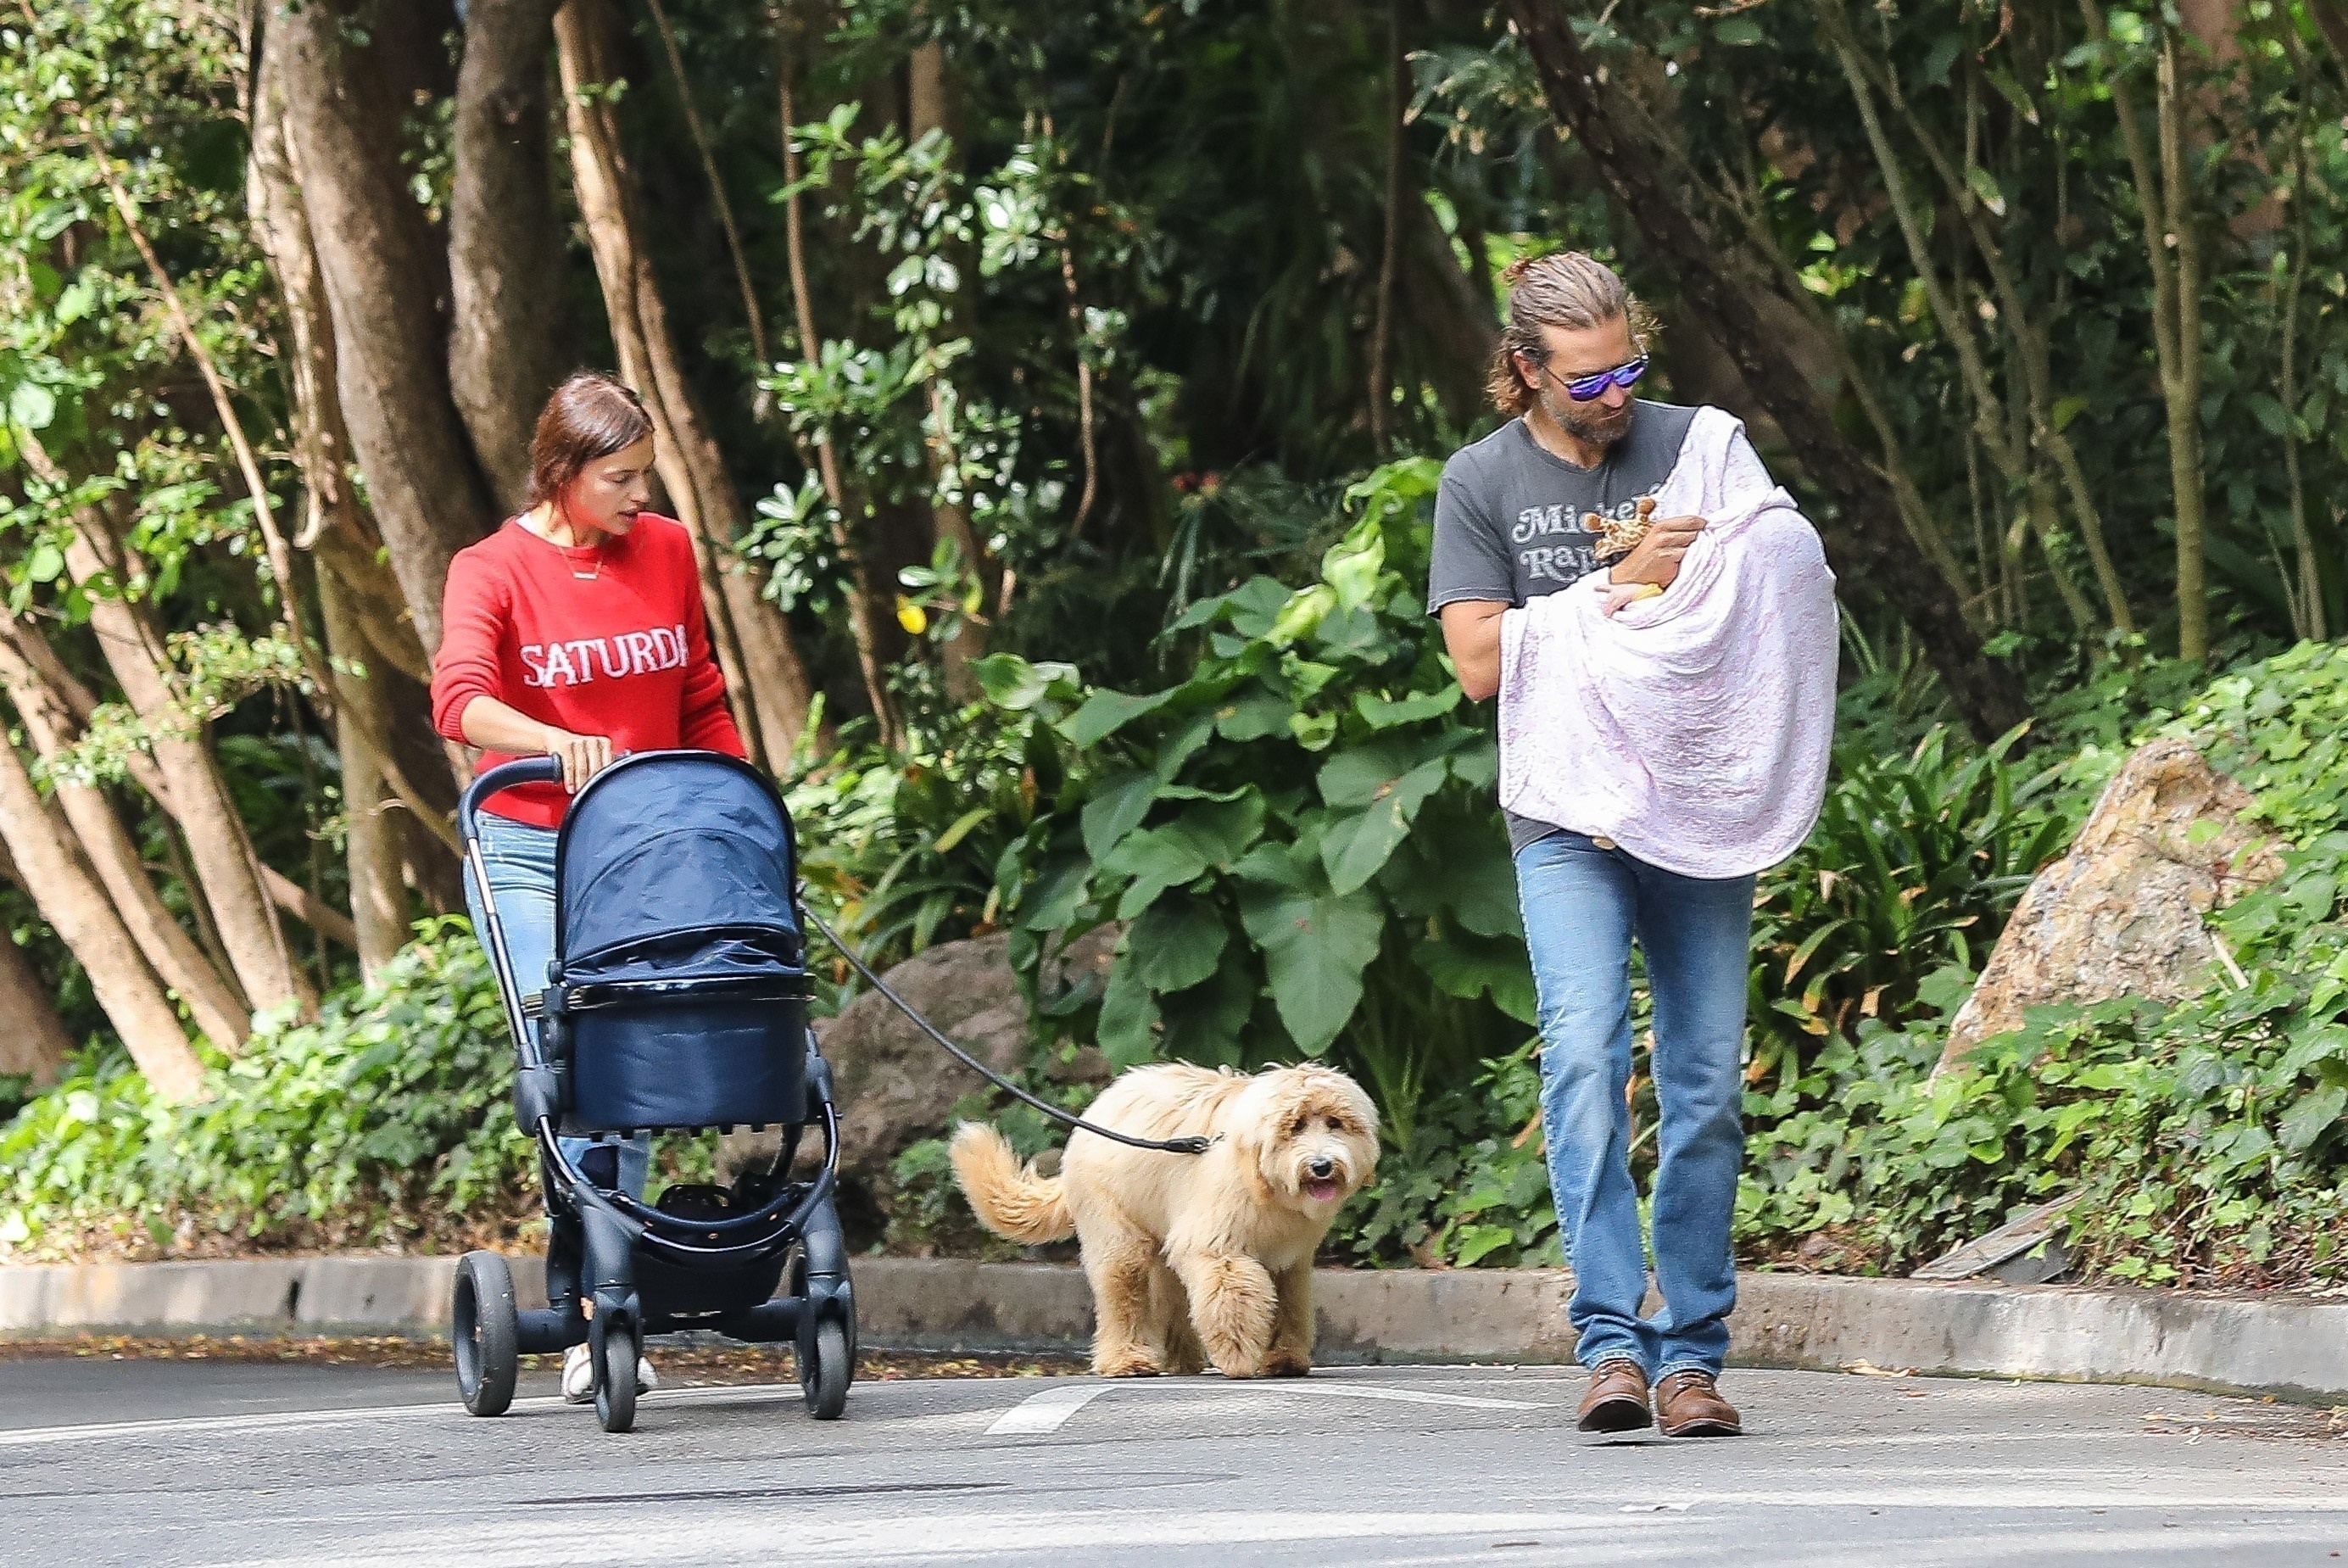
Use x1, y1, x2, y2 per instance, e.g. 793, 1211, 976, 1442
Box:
1307, 1156, 1335, 1179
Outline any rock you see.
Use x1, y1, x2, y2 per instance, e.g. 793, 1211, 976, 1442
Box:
1935, 738, 2285, 1074
718, 924, 1118, 1187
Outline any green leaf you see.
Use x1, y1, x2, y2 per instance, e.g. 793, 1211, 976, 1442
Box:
1129, 897, 1230, 994
25, 544, 64, 585
1963, 165, 2007, 218
1715, 16, 1764, 45
1081, 771, 1158, 862
1355, 685, 1461, 729
8, 382, 56, 432
931, 806, 993, 855
2279, 1084, 2346, 1152
973, 652, 1077, 710
1101, 827, 1212, 919
1318, 736, 1441, 807
1157, 961, 1256, 1067
1015, 853, 1094, 932
1215, 684, 1295, 741
1320, 517, 1386, 611
1096, 957, 1161, 1069
2051, 394, 2090, 433
1059, 686, 1177, 748
1414, 926, 1537, 1024
1234, 843, 1385, 1054
1449, 1223, 1517, 1266
1319, 756, 1449, 895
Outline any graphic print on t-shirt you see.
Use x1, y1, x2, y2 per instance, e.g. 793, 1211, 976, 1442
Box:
1509, 496, 1657, 587
519, 622, 691, 689
1426, 401, 1699, 614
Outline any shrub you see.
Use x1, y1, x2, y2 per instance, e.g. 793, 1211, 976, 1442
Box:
0, 920, 537, 1260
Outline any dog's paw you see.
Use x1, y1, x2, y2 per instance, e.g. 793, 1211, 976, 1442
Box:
1258, 1353, 1312, 1378
1093, 1353, 1163, 1378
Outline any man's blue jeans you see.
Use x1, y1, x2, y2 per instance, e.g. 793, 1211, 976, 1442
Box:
462, 812, 650, 1197
1514, 830, 1754, 1380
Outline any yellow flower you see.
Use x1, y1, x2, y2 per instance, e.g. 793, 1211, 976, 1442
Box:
895, 598, 929, 636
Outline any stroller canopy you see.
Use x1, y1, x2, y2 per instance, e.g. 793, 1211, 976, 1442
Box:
555, 752, 802, 986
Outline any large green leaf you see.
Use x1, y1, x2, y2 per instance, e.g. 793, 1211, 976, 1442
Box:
1356, 685, 1460, 729
1129, 896, 1230, 994
1214, 684, 1295, 741
1233, 842, 1386, 1054
1379, 799, 1523, 938
1414, 927, 1539, 1024
1319, 756, 1449, 895
1059, 686, 1178, 748
1096, 956, 1161, 1069
1014, 851, 1093, 932
1157, 961, 1257, 1067
1081, 771, 1157, 862
1318, 735, 1442, 807
1101, 827, 1212, 918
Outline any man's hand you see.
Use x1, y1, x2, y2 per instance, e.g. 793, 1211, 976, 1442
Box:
1607, 513, 1706, 589
544, 728, 615, 793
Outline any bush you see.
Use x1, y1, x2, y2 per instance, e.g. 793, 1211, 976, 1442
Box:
1739, 642, 2348, 1288
0, 919, 537, 1260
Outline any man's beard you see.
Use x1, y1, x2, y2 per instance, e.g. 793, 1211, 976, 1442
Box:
1540, 384, 1634, 449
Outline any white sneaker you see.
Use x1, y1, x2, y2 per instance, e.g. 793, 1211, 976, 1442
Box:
561, 1341, 658, 1402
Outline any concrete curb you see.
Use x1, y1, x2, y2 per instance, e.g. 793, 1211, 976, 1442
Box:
7, 1255, 2348, 1402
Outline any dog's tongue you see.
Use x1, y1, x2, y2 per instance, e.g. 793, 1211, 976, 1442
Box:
1305, 1176, 1341, 1203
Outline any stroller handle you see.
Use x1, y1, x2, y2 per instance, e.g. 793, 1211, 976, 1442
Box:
458, 756, 567, 845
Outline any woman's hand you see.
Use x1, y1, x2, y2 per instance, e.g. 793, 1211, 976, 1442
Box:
544, 728, 615, 793
1608, 513, 1706, 589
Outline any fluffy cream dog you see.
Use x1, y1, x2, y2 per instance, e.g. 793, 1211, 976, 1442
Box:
951, 1062, 1380, 1379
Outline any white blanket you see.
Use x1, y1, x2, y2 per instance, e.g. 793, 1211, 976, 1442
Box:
1497, 406, 1839, 880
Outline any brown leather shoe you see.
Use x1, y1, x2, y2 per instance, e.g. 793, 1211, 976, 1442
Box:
1576, 1359, 1653, 1433
1654, 1369, 1743, 1437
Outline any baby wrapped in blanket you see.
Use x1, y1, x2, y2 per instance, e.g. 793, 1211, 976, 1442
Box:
1497, 406, 1840, 881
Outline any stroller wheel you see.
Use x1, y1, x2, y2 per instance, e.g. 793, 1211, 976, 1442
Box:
452, 1252, 518, 1417
803, 1316, 850, 1421
594, 1319, 639, 1434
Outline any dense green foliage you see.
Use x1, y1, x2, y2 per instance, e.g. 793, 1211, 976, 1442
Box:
0, 924, 532, 1260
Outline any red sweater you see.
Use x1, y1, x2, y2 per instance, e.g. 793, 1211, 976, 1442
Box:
431, 515, 745, 827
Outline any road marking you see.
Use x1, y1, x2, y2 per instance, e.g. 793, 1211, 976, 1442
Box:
1281, 1383, 1547, 1412
987, 1383, 1114, 1435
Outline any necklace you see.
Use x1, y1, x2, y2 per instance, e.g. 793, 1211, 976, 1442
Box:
570, 550, 603, 583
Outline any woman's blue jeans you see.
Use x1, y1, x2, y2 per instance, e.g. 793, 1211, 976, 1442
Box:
462, 812, 650, 1197
1514, 830, 1754, 1380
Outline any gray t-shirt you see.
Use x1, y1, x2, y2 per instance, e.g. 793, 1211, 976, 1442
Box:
1427, 402, 1701, 855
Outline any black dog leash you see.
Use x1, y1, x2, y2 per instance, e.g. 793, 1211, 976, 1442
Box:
801, 905, 1212, 1156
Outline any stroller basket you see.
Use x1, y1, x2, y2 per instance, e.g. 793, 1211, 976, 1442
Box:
545, 755, 812, 1135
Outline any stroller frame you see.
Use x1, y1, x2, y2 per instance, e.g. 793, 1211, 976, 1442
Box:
451, 752, 856, 1432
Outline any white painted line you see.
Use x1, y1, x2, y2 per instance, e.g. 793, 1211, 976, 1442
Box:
1281, 1382, 1548, 1411
986, 1382, 1114, 1435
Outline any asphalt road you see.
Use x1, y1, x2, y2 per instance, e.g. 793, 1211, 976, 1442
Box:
9, 1353, 2348, 1566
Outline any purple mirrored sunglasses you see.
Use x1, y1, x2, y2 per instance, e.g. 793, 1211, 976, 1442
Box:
1532, 353, 1650, 401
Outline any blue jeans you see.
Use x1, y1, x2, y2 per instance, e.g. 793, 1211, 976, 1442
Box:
462, 812, 650, 1197
1515, 831, 1754, 1380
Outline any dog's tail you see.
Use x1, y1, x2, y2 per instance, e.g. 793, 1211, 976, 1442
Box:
949, 1124, 1075, 1243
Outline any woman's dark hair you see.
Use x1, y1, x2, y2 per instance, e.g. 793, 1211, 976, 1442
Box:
527, 371, 655, 507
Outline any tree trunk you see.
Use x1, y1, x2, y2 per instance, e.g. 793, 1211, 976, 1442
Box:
0, 896, 74, 1090
17, 429, 316, 1018
321, 572, 413, 980
1501, 0, 2030, 743
449, 0, 571, 512
556, 0, 817, 767
0, 739, 205, 1102
0, 627, 251, 1049
266, 1, 501, 651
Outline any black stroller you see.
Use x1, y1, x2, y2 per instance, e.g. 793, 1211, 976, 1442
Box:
449, 751, 855, 1433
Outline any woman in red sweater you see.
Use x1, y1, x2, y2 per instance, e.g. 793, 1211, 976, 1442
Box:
432, 370, 745, 1403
